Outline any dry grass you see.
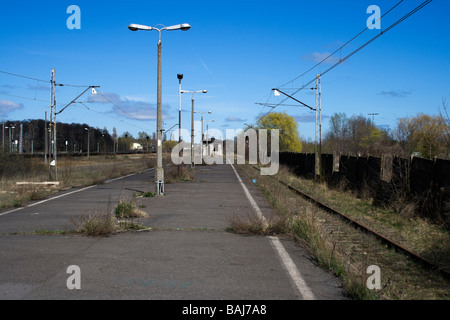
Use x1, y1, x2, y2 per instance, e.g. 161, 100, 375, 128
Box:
164, 165, 195, 184
228, 212, 287, 236
58, 154, 156, 188
71, 197, 149, 237
71, 211, 117, 237
233, 164, 450, 300
0, 154, 157, 210
114, 200, 148, 219
273, 166, 450, 273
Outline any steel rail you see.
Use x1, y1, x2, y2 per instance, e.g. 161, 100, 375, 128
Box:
250, 165, 450, 280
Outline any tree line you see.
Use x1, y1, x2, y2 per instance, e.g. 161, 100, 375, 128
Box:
0, 119, 166, 154
253, 99, 450, 160
315, 108, 450, 159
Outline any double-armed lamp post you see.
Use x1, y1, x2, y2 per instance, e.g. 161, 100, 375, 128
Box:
180, 89, 208, 167
128, 22, 191, 195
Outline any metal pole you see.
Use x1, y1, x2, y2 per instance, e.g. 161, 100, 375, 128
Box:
317, 75, 322, 180
53, 69, 58, 180
201, 115, 204, 163
206, 123, 209, 157
87, 129, 90, 158
8, 127, 11, 153
178, 74, 183, 176
156, 31, 164, 195
19, 123, 23, 154
45, 111, 48, 164
191, 94, 195, 168
315, 77, 319, 180
2, 120, 4, 150
48, 68, 55, 180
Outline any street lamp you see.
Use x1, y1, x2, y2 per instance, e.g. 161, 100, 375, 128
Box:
177, 74, 183, 176
5, 125, 15, 153
181, 89, 208, 167
206, 119, 215, 157
128, 22, 191, 196
194, 110, 212, 164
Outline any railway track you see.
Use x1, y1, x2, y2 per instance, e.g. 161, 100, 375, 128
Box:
250, 165, 450, 280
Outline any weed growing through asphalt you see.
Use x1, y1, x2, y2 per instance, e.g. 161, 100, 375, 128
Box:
114, 200, 148, 219
72, 211, 117, 237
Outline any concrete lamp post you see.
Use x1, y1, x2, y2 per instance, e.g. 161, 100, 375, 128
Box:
128, 22, 191, 195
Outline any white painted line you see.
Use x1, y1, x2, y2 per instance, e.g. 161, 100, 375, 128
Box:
0, 184, 98, 217
27, 185, 97, 208
227, 160, 266, 223
0, 167, 157, 217
105, 167, 155, 184
228, 160, 316, 300
0, 207, 24, 216
268, 236, 316, 300
104, 173, 136, 184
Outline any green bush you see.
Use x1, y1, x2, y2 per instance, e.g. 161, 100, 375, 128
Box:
114, 201, 135, 219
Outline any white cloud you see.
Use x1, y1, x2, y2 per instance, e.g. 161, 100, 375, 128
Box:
377, 90, 412, 98
294, 113, 330, 123
0, 99, 24, 115
301, 51, 340, 64
90, 91, 173, 121
225, 115, 247, 122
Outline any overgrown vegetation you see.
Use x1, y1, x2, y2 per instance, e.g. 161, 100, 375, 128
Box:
72, 211, 118, 237
114, 200, 147, 219
164, 165, 195, 184
0, 152, 47, 179
0, 153, 156, 210
229, 164, 450, 300
70, 198, 149, 237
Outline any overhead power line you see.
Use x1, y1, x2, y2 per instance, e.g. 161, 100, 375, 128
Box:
255, 0, 433, 124
0, 69, 93, 88
96, 90, 153, 123
277, 0, 406, 89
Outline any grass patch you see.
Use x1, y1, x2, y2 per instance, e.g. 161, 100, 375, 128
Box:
71, 208, 149, 237
228, 213, 287, 236
164, 165, 195, 184
34, 229, 71, 236
273, 166, 450, 273
118, 220, 148, 231
0, 154, 158, 211
72, 212, 117, 237
232, 164, 450, 300
114, 200, 148, 219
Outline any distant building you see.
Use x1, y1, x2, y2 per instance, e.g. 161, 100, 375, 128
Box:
203, 138, 223, 157
131, 142, 143, 150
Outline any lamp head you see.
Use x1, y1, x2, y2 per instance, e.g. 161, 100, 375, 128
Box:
128, 24, 153, 31
165, 23, 191, 31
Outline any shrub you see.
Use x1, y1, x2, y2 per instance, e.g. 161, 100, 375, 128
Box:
73, 212, 117, 237
114, 200, 147, 219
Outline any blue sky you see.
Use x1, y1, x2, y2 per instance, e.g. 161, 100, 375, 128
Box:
0, 0, 449, 142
